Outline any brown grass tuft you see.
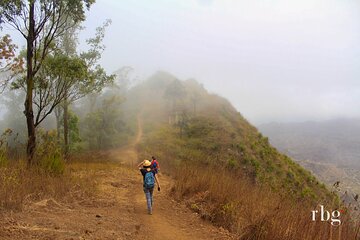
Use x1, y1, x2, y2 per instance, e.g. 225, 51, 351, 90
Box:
172, 163, 358, 239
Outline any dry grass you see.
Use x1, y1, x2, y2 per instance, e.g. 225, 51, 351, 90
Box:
172, 163, 360, 240
0, 160, 97, 212
0, 135, 136, 212
0, 127, 126, 212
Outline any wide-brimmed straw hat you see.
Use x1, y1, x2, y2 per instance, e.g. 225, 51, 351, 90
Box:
143, 160, 151, 171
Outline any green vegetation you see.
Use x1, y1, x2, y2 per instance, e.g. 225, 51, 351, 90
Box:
0, 1, 358, 238
133, 72, 355, 239
135, 73, 332, 201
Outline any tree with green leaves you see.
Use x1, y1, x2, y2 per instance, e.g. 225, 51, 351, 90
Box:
12, 53, 88, 127
57, 19, 114, 157
0, 0, 95, 165
58, 109, 81, 152
83, 95, 124, 150
12, 19, 114, 158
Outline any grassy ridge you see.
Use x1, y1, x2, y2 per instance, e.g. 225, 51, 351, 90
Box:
134, 72, 358, 239
139, 121, 357, 239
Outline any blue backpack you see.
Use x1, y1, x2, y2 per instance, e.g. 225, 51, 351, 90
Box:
144, 171, 155, 189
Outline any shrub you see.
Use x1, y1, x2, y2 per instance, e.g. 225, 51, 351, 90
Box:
0, 148, 8, 167
36, 129, 65, 175
40, 153, 65, 175
0, 129, 13, 167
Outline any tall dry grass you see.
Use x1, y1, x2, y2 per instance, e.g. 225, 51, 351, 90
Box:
171, 163, 360, 240
0, 160, 96, 211
0, 131, 93, 211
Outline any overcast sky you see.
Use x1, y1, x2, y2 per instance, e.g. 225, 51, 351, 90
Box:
4, 0, 360, 124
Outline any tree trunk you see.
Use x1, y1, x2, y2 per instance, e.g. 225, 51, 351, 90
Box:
25, 2, 36, 166
63, 96, 69, 159
55, 106, 62, 142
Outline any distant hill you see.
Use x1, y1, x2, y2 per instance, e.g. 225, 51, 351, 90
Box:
128, 71, 331, 199
258, 119, 360, 197
258, 119, 360, 168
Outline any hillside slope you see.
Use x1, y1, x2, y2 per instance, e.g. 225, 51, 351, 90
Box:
124, 72, 356, 239
258, 119, 360, 198
129, 72, 332, 200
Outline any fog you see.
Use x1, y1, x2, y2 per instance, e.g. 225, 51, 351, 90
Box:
4, 0, 360, 124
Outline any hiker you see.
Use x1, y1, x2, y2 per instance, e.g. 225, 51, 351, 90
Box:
151, 156, 160, 174
137, 156, 160, 174
139, 160, 160, 215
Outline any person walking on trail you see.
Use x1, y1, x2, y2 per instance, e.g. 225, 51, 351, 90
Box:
151, 156, 160, 174
139, 160, 160, 215
137, 156, 160, 174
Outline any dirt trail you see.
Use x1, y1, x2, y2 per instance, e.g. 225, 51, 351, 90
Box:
0, 117, 235, 240
106, 115, 142, 166
102, 115, 234, 240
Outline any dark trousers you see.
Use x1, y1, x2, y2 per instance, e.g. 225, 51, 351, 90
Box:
143, 187, 154, 213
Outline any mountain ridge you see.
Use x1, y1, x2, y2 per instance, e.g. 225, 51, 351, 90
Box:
122, 71, 356, 239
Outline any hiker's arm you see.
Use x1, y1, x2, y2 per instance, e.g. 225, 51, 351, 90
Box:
137, 160, 144, 168
155, 174, 160, 188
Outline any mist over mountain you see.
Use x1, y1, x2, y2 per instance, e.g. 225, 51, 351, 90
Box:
2, 0, 360, 238
258, 119, 360, 168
